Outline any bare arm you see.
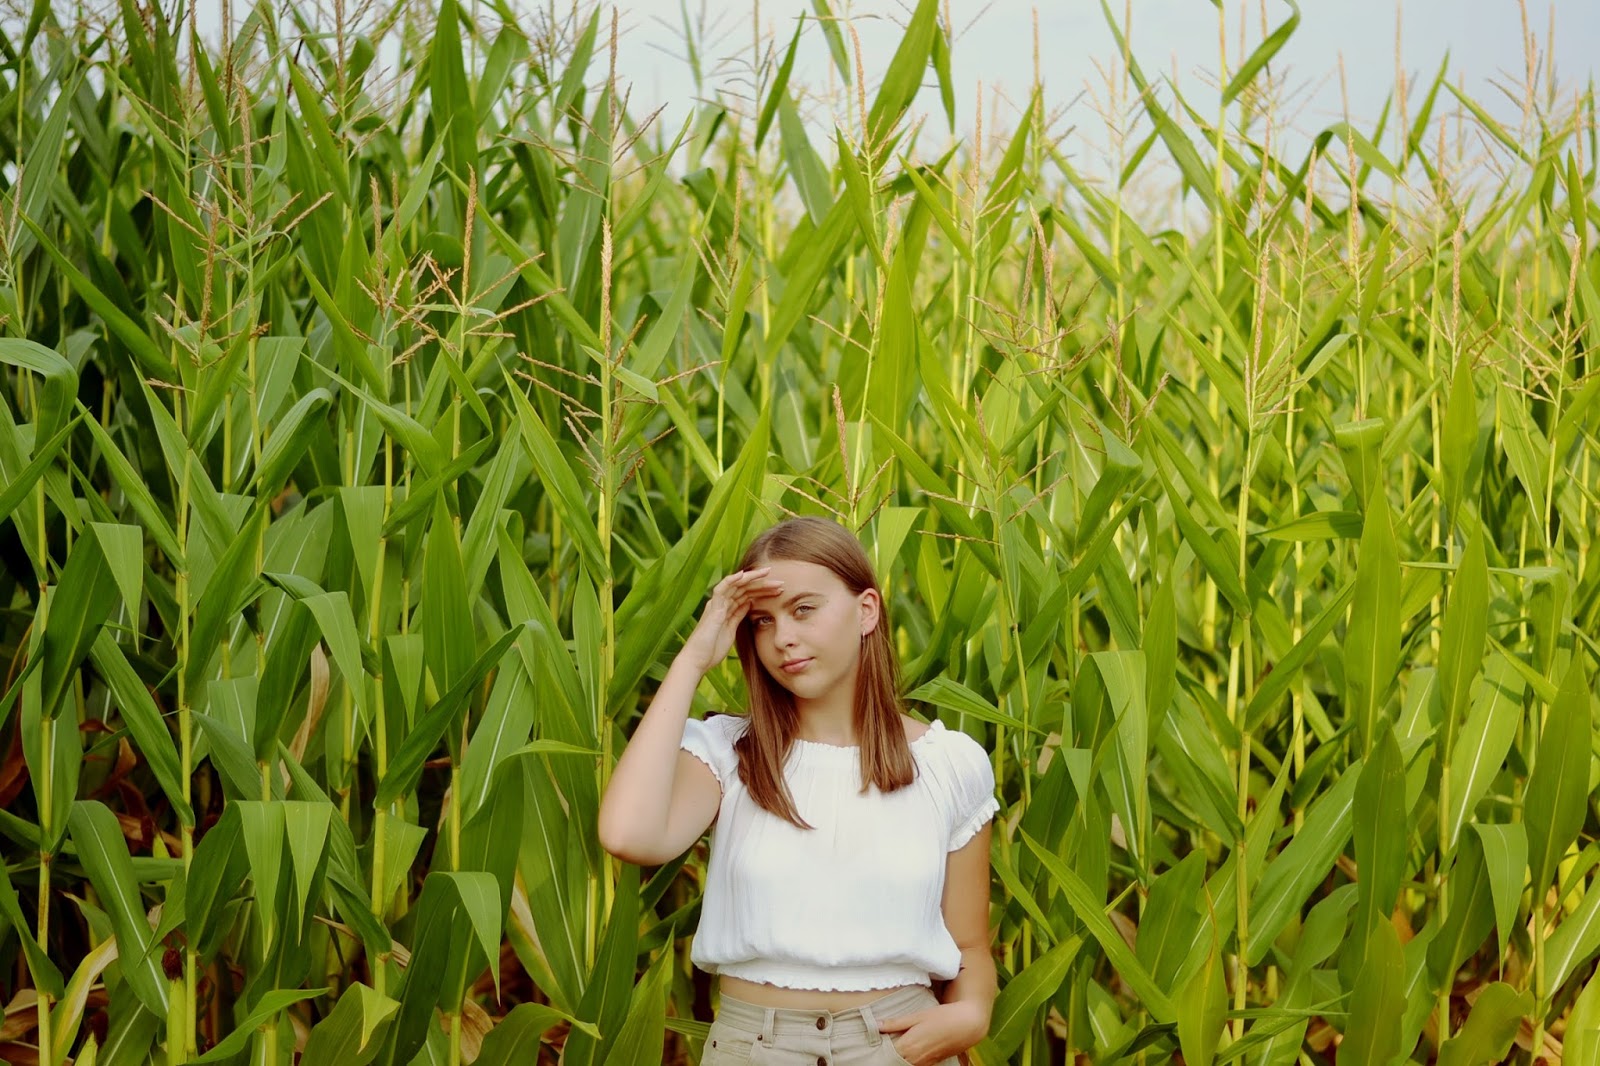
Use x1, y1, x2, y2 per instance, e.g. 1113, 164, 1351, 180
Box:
938, 822, 997, 1038
597, 568, 782, 865
876, 822, 997, 1065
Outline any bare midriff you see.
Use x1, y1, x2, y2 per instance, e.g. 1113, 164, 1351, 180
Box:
717, 975, 922, 1009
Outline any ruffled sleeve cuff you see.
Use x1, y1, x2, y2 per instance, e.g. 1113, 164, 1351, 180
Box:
680, 714, 741, 790
949, 795, 1000, 851
942, 729, 1000, 851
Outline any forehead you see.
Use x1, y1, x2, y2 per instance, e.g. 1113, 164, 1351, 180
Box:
757, 558, 848, 593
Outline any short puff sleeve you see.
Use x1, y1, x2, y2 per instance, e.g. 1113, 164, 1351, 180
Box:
941, 729, 1000, 851
679, 714, 745, 790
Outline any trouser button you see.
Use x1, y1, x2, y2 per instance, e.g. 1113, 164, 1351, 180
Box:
815, 1016, 827, 1030
817, 1058, 827, 1066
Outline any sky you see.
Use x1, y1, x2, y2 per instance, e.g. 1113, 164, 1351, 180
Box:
599, 0, 1598, 175
181, 0, 1599, 187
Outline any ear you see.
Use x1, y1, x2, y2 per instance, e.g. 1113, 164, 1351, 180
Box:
857, 588, 881, 637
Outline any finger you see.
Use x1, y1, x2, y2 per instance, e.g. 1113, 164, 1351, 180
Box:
875, 1015, 918, 1033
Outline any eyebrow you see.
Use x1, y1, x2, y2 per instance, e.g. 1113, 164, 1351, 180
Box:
749, 591, 819, 615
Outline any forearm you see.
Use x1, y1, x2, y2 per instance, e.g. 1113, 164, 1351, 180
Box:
596, 655, 703, 852
940, 945, 997, 1042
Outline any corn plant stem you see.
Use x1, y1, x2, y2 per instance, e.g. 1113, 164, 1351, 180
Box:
370, 437, 394, 999
37, 723, 54, 1064
175, 387, 196, 1063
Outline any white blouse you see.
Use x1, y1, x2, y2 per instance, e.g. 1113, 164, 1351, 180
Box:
679, 713, 999, 991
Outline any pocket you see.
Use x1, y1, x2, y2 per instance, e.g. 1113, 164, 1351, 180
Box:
702, 1022, 761, 1065
881, 1037, 917, 1066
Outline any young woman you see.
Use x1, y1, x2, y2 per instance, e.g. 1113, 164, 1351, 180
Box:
598, 517, 999, 1066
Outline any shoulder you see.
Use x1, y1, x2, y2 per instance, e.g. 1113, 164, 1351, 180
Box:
913, 719, 993, 784
680, 713, 748, 785
916, 720, 999, 849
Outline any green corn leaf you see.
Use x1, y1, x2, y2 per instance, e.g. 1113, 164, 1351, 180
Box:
66, 801, 168, 1015
0, 855, 65, 997
865, 0, 939, 145
375, 625, 523, 807
1428, 828, 1497, 987
1471, 822, 1526, 955
1020, 830, 1175, 1022
598, 940, 674, 1066
1564, 972, 1600, 1066
609, 406, 771, 710
300, 983, 401, 1066
502, 369, 607, 579
38, 523, 136, 722
253, 597, 322, 761
1176, 933, 1227, 1066
519, 757, 587, 1012
1247, 757, 1363, 964
49, 932, 119, 1065
1221, 0, 1301, 104
1352, 725, 1407, 947
18, 214, 171, 380
1156, 466, 1249, 615
191, 987, 325, 1063
76, 405, 184, 565
1437, 532, 1489, 760
1345, 483, 1401, 752
566, 862, 642, 1066
1260, 510, 1364, 541
88, 632, 192, 825
1341, 920, 1405, 1066
476, 1004, 596, 1066
764, 196, 857, 359
1136, 852, 1206, 991
0, 338, 77, 442
422, 495, 475, 696
1439, 353, 1484, 527
0, 410, 84, 534
754, 14, 803, 148
976, 932, 1082, 1061
904, 677, 1031, 731
1246, 580, 1357, 731
430, 0, 477, 189
236, 801, 286, 949
185, 504, 268, 699
1436, 982, 1531, 1066
1444, 652, 1525, 853
1524, 655, 1592, 894
252, 386, 333, 498
1545, 867, 1600, 995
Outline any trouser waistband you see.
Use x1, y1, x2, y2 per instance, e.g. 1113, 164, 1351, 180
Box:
714, 985, 930, 1045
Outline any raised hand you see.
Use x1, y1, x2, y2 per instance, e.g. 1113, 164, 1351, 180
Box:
676, 567, 784, 675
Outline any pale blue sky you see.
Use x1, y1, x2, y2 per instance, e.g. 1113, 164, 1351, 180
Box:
606, 0, 1598, 176
184, 1, 1599, 186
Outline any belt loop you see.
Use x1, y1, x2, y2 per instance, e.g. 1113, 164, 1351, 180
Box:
859, 1004, 882, 1047
762, 1007, 777, 1044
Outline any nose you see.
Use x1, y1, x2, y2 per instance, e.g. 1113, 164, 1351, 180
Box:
772, 615, 798, 648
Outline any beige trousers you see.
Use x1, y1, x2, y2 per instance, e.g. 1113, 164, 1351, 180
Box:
701, 985, 960, 1066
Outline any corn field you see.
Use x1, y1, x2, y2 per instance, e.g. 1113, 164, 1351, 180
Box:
0, 0, 1597, 1062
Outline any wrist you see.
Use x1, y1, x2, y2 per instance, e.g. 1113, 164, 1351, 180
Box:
940, 1000, 990, 1043
670, 650, 713, 679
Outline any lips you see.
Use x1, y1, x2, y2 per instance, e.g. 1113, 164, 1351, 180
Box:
780, 658, 813, 674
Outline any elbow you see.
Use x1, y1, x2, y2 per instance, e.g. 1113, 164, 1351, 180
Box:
596, 805, 630, 860
596, 806, 655, 865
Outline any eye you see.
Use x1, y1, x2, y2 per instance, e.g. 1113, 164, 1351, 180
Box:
794, 604, 813, 617
751, 615, 773, 627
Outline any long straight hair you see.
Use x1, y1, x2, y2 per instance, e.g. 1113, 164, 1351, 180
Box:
731, 516, 915, 828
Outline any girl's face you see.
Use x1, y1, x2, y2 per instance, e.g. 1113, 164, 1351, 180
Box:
745, 557, 880, 707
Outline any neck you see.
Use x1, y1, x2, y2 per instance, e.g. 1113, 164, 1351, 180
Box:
793, 671, 858, 744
